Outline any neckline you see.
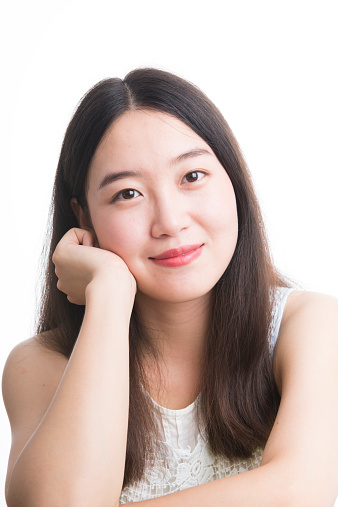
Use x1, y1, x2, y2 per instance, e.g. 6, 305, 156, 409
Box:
150, 394, 200, 417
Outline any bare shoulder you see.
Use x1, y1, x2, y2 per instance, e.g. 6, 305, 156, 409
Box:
281, 289, 338, 343
2, 332, 68, 418
284, 289, 338, 321
2, 331, 68, 490
274, 289, 338, 389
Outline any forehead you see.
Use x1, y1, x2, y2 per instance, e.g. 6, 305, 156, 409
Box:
105, 109, 203, 145
90, 110, 210, 169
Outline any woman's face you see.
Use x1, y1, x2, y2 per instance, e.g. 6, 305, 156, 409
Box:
84, 110, 238, 303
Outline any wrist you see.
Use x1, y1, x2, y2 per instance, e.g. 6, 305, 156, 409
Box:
85, 271, 136, 317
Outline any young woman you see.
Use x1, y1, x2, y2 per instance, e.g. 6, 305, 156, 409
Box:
3, 68, 338, 506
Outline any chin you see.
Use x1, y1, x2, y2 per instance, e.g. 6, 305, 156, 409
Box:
136, 282, 216, 305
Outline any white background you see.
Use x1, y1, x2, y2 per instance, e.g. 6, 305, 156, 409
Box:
1, 1, 337, 504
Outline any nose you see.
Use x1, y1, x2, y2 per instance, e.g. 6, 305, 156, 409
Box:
151, 192, 190, 238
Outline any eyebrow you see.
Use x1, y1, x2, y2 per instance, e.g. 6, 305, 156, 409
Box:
170, 148, 212, 165
99, 170, 142, 190
98, 148, 212, 190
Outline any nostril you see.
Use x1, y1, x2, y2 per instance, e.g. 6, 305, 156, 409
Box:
151, 209, 190, 238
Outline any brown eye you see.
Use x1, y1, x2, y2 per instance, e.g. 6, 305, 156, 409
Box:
185, 172, 199, 182
113, 188, 141, 202
182, 171, 206, 183
122, 189, 136, 199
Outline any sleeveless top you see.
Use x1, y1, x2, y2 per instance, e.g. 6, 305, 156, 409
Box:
119, 287, 294, 504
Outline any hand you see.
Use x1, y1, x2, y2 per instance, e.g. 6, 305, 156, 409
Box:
52, 228, 136, 305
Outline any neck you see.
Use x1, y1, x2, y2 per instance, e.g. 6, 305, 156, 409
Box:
134, 291, 211, 366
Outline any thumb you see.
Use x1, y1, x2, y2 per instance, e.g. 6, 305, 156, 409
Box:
72, 228, 95, 247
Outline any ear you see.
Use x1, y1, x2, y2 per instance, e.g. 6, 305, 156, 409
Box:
70, 198, 94, 232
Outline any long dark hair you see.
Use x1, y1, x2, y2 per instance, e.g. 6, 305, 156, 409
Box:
37, 68, 287, 487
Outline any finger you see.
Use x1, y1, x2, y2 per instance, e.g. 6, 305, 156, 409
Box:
70, 228, 95, 247
56, 279, 64, 293
93, 233, 100, 248
67, 294, 85, 306
82, 230, 96, 247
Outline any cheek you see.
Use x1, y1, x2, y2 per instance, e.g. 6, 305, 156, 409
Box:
202, 181, 238, 240
91, 210, 146, 260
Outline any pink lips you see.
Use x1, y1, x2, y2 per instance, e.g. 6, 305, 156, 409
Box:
150, 244, 204, 267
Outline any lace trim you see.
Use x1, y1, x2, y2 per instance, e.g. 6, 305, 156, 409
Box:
119, 432, 263, 503
119, 287, 290, 503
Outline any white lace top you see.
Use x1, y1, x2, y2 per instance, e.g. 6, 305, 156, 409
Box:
119, 287, 294, 504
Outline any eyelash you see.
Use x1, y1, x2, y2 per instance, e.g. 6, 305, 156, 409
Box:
112, 170, 207, 202
181, 170, 206, 183
112, 189, 141, 202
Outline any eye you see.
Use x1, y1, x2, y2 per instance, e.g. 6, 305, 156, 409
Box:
182, 171, 206, 183
113, 188, 141, 202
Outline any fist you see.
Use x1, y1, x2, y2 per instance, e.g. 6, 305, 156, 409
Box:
52, 228, 136, 305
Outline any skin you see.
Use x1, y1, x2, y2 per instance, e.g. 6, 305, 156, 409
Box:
74, 110, 238, 400
82, 110, 238, 305
2, 111, 338, 506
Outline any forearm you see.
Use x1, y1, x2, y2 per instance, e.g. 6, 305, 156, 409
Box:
137, 463, 323, 507
7, 284, 130, 507
136, 466, 274, 507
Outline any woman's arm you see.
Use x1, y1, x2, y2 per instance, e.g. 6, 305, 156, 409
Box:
3, 229, 136, 507
138, 291, 338, 507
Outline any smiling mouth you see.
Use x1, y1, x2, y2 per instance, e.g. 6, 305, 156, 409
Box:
149, 244, 204, 267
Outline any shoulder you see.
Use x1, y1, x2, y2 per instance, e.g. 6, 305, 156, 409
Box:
2, 331, 68, 424
280, 290, 338, 344
2, 332, 68, 491
274, 290, 338, 391
3, 332, 68, 401
283, 289, 338, 320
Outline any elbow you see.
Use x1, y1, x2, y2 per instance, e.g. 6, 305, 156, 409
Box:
281, 493, 337, 507
6, 463, 122, 507
6, 480, 121, 507
6, 495, 119, 507
276, 479, 337, 507
6, 488, 120, 507
260, 461, 337, 507
290, 488, 337, 507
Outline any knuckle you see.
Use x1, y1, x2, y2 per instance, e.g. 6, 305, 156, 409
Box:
52, 248, 60, 265
67, 294, 78, 305
56, 280, 65, 294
